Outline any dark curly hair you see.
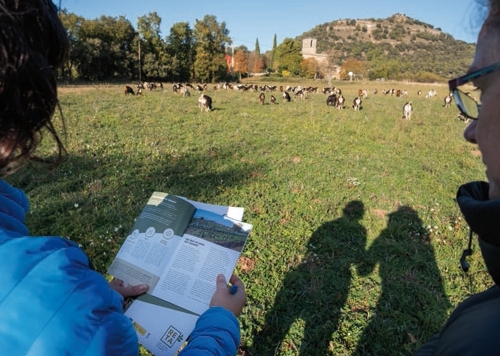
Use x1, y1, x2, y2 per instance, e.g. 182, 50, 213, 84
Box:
0, 0, 69, 175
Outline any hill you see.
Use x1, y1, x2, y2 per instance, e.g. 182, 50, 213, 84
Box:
297, 13, 475, 81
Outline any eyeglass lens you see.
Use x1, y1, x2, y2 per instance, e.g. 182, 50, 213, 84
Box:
454, 90, 480, 119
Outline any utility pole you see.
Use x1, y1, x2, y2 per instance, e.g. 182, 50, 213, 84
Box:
138, 40, 142, 83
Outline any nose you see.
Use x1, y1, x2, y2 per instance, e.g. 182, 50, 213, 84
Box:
464, 120, 478, 144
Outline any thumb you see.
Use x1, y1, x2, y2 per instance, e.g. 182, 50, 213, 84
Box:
216, 274, 227, 290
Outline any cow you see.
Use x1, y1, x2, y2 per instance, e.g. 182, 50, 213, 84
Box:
198, 94, 212, 112
259, 92, 265, 105
417, 90, 422, 96
124, 85, 135, 95
136, 88, 143, 96
336, 95, 345, 110
181, 87, 190, 97
444, 93, 453, 107
270, 95, 277, 104
283, 91, 291, 102
425, 89, 437, 98
352, 97, 362, 111
457, 112, 470, 122
294, 90, 306, 100
402, 101, 413, 120
326, 94, 337, 106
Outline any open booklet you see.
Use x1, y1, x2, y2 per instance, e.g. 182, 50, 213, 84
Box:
107, 192, 252, 356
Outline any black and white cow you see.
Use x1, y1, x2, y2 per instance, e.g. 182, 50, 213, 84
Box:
198, 94, 212, 112
336, 95, 345, 110
402, 101, 413, 120
352, 97, 362, 111
444, 93, 453, 107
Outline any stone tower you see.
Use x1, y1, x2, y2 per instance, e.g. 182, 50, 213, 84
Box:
302, 38, 317, 55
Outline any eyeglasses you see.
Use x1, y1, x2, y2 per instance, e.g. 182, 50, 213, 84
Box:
448, 61, 500, 120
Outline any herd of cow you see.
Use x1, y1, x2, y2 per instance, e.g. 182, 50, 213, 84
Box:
123, 81, 466, 120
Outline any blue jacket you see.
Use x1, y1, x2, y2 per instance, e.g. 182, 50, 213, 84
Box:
0, 180, 240, 355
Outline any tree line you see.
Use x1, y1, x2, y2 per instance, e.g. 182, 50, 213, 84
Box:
59, 10, 468, 84
58, 10, 309, 83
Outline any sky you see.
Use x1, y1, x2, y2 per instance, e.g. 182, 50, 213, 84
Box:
60, 0, 483, 53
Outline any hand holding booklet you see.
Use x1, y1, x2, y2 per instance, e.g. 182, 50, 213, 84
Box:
107, 192, 252, 356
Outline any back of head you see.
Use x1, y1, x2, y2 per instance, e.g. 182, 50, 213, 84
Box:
0, 0, 69, 175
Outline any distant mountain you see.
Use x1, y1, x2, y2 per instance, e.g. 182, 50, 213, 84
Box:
297, 13, 475, 80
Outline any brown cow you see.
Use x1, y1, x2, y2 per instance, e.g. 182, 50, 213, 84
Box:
259, 92, 265, 105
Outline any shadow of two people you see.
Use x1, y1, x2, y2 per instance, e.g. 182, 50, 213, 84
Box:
252, 201, 451, 356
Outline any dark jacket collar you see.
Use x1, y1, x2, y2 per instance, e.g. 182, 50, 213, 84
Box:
457, 181, 500, 285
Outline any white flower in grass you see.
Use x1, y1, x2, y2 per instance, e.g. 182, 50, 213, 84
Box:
74, 203, 79, 208
347, 177, 360, 188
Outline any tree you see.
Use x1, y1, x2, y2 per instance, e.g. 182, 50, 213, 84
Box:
193, 15, 231, 83
269, 34, 277, 70
300, 58, 319, 79
166, 22, 194, 82
233, 50, 248, 80
275, 38, 302, 75
137, 12, 169, 81
339, 57, 368, 80
251, 38, 264, 73
58, 10, 85, 80
73, 15, 136, 81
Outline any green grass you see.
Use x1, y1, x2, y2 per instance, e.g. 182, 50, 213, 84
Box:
6, 80, 492, 355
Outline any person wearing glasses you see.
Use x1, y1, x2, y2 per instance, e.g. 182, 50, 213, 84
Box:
0, 1, 245, 355
415, 0, 500, 354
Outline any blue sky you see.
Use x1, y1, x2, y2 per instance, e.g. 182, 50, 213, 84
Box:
60, 0, 483, 53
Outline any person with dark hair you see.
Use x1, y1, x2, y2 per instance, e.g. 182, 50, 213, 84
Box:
415, 0, 500, 354
0, 1, 245, 355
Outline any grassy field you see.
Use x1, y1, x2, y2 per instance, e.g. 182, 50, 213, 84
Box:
6, 79, 492, 355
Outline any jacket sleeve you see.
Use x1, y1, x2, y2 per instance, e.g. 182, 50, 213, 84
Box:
178, 307, 240, 356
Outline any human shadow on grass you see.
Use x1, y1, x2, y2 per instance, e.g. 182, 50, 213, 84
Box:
251, 201, 367, 355
353, 206, 452, 355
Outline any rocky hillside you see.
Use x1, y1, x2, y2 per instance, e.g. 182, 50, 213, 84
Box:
298, 14, 475, 80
